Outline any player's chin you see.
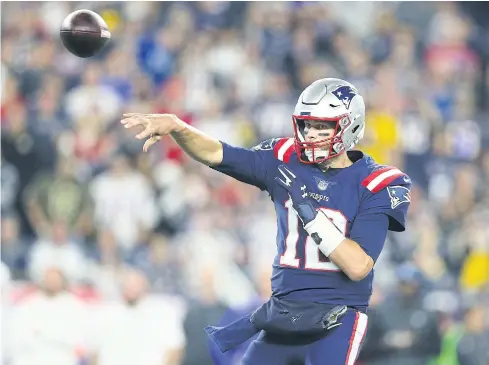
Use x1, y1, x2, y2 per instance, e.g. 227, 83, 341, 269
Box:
304, 148, 331, 164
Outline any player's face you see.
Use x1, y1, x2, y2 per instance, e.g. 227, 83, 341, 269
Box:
304, 120, 335, 147
294, 117, 347, 164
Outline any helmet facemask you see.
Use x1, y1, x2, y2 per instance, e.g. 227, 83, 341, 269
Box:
293, 114, 352, 164
292, 78, 367, 164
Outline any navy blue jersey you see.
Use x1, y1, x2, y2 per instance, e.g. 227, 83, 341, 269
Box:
211, 138, 411, 311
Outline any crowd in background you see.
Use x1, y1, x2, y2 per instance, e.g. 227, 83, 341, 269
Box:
1, 2, 489, 365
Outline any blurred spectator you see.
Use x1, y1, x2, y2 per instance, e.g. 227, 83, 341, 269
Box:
67, 115, 115, 172
28, 221, 88, 284
456, 305, 489, 365
1, 101, 56, 236
90, 153, 157, 250
4, 267, 90, 365
1, 215, 29, 280
360, 263, 442, 365
89, 268, 186, 365
1, 157, 20, 215
151, 159, 193, 234
181, 265, 229, 365
1, 262, 12, 364
64, 63, 123, 124
137, 27, 179, 87
86, 229, 126, 300
459, 219, 489, 292
24, 155, 93, 238
429, 313, 464, 365
127, 233, 184, 295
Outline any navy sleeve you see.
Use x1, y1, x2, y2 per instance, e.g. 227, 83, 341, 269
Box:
210, 140, 275, 191
349, 212, 390, 262
360, 176, 412, 232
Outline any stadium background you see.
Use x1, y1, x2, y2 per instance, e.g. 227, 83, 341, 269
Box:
1, 1, 488, 365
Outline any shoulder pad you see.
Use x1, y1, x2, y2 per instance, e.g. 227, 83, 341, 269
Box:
361, 166, 409, 194
273, 138, 295, 163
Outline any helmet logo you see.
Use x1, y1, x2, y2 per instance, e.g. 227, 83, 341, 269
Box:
331, 86, 357, 109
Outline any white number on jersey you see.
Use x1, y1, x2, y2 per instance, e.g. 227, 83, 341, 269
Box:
280, 199, 348, 271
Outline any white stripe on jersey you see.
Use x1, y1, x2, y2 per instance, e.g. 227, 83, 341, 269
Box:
365, 168, 403, 192
277, 139, 294, 161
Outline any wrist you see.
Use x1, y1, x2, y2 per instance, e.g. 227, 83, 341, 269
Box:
304, 211, 345, 256
163, 114, 186, 135
173, 117, 187, 133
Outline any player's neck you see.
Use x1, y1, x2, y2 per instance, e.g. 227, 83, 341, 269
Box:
317, 152, 352, 171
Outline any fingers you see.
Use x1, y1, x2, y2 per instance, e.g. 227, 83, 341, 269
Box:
123, 113, 164, 117
278, 165, 296, 178
121, 113, 171, 129
122, 113, 149, 117
122, 120, 143, 129
275, 176, 286, 188
121, 113, 177, 150
277, 165, 295, 188
275, 176, 291, 190
143, 135, 161, 153
135, 125, 155, 140
121, 116, 148, 129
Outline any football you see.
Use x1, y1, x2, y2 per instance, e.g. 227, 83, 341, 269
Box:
60, 9, 111, 58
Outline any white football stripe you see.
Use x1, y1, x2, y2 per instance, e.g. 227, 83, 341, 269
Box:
366, 168, 402, 191
101, 29, 111, 39
347, 312, 368, 365
278, 139, 294, 161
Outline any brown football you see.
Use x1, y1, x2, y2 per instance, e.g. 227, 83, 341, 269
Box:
60, 9, 111, 58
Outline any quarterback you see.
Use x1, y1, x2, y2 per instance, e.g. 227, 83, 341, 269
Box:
121, 78, 411, 364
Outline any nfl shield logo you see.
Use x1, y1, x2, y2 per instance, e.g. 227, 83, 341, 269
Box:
314, 176, 329, 191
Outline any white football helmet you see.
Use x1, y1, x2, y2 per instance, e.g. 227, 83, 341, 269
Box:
292, 78, 366, 164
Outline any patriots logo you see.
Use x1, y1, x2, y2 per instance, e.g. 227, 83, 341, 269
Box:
331, 86, 357, 109
322, 305, 347, 331
290, 313, 303, 323
251, 138, 280, 151
387, 186, 411, 209
313, 176, 329, 191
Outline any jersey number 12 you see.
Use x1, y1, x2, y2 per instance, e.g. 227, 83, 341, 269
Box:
280, 199, 347, 271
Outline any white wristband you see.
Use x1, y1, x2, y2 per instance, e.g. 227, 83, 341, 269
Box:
304, 211, 346, 257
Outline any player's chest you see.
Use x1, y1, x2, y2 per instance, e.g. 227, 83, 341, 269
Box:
272, 167, 360, 223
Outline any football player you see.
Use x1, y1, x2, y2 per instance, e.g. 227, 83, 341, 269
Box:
121, 78, 411, 365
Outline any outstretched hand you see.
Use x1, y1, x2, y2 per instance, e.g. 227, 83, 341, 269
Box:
120, 113, 184, 152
